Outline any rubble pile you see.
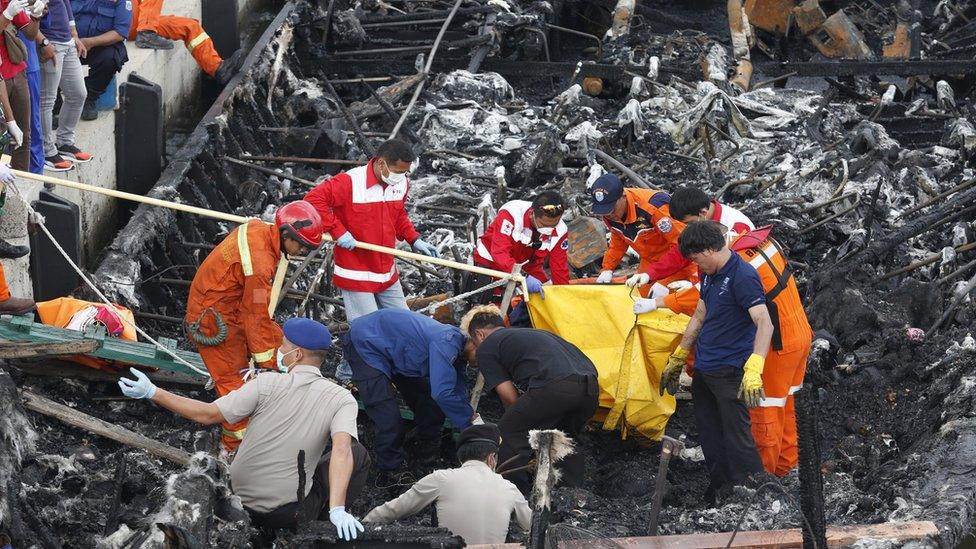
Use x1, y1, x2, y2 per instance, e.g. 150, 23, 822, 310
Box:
2, 0, 976, 546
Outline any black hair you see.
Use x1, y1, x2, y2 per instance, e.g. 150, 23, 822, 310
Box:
376, 139, 417, 164
530, 190, 565, 218
669, 187, 712, 221
465, 310, 505, 337
456, 440, 498, 464
678, 220, 727, 257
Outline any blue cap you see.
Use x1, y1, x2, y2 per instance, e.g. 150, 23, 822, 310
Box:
283, 318, 332, 350
589, 174, 624, 215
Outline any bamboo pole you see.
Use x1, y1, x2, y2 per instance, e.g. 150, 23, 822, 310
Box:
13, 169, 524, 284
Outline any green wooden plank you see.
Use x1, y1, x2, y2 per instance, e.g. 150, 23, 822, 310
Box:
0, 314, 207, 379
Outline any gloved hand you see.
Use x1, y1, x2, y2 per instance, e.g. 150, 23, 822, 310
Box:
738, 354, 765, 408
335, 232, 356, 250
626, 273, 650, 288
412, 239, 439, 258
6, 120, 22, 148
29, 0, 46, 17
3, 0, 27, 19
649, 282, 669, 299
0, 163, 14, 185
329, 506, 364, 541
117, 367, 157, 399
525, 275, 545, 298
667, 280, 693, 292
660, 347, 689, 396
633, 298, 657, 314
596, 270, 614, 284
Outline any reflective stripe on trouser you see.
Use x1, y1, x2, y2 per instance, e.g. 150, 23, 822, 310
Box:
155, 16, 223, 76
749, 344, 810, 476
0, 263, 9, 301
192, 311, 250, 451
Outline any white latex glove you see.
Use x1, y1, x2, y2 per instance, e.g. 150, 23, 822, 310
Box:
117, 368, 157, 399
633, 298, 657, 314
668, 280, 693, 292
29, 0, 46, 17
0, 163, 14, 185
649, 282, 669, 299
6, 120, 22, 148
329, 507, 364, 541
3, 0, 28, 20
596, 270, 613, 284
625, 273, 650, 288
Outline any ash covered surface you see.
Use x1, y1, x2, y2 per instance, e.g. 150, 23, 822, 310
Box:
3, 0, 976, 546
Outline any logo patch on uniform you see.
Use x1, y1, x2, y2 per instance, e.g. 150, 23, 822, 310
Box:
656, 218, 673, 233
593, 190, 605, 202
500, 220, 514, 236
561, 239, 569, 250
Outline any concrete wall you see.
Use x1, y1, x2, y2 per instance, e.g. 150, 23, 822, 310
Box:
0, 0, 261, 300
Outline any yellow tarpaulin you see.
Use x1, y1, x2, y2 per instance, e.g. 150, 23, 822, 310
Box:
527, 285, 690, 440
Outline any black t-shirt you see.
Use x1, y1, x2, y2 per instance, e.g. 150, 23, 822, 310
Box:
475, 328, 597, 392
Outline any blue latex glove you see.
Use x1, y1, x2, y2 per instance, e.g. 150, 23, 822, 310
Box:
335, 232, 357, 250
329, 506, 364, 541
412, 239, 439, 258
525, 275, 545, 299
0, 163, 13, 185
118, 368, 157, 399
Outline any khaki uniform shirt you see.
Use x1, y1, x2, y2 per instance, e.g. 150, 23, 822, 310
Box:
215, 364, 358, 513
364, 460, 531, 545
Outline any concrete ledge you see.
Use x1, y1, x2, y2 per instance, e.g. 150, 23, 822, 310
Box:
2, 0, 259, 299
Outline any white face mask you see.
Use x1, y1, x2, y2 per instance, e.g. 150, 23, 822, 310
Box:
537, 227, 555, 236
380, 160, 409, 186
276, 348, 298, 373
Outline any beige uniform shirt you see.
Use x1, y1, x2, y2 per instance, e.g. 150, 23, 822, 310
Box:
215, 364, 358, 513
364, 460, 531, 545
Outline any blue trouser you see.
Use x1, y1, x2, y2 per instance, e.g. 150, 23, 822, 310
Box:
345, 338, 445, 471
26, 70, 43, 174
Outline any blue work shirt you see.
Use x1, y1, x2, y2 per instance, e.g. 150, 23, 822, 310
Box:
40, 0, 76, 43
695, 252, 766, 371
19, 31, 39, 73
71, 0, 131, 39
347, 309, 474, 430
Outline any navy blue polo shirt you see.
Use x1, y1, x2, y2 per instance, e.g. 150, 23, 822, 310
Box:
695, 252, 766, 371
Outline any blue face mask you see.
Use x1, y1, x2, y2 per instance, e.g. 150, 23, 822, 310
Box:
276, 348, 298, 373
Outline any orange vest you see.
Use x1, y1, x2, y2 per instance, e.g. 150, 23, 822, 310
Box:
601, 188, 683, 270
663, 227, 813, 354
36, 297, 138, 372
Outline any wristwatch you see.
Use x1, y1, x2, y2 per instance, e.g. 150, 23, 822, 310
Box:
40, 38, 50, 47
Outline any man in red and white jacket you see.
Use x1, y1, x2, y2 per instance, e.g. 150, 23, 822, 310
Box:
304, 139, 438, 379
473, 191, 569, 298
629, 186, 756, 311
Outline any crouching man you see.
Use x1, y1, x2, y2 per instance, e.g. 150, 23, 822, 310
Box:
117, 318, 371, 540
364, 424, 531, 545
461, 305, 599, 493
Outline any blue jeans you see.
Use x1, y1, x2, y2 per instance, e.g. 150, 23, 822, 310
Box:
26, 70, 43, 174
334, 283, 408, 380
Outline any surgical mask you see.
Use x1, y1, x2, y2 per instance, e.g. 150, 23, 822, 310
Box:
380, 160, 408, 186
537, 227, 555, 236
276, 348, 298, 373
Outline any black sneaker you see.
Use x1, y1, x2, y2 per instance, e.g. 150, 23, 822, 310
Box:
81, 100, 98, 121
57, 144, 93, 163
44, 154, 74, 172
135, 30, 174, 50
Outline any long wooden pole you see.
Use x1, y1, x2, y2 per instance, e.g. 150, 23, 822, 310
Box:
13, 169, 524, 283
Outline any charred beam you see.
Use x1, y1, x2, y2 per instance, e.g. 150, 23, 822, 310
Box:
757, 59, 976, 77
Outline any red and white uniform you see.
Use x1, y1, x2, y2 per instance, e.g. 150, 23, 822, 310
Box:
304, 159, 421, 293
473, 200, 570, 284
644, 200, 755, 282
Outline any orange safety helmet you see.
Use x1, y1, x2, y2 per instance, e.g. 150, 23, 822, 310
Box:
275, 200, 324, 248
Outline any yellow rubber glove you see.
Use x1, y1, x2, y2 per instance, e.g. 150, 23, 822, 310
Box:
738, 353, 766, 408
660, 346, 689, 396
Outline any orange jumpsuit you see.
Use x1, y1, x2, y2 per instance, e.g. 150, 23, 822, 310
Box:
185, 220, 283, 451
663, 228, 813, 476
129, 0, 223, 76
0, 263, 8, 302
600, 188, 698, 294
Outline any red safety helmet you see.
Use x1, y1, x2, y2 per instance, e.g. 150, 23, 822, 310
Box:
275, 201, 324, 248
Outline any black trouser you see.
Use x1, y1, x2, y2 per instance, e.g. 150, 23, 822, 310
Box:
80, 41, 127, 99
498, 375, 599, 493
691, 367, 765, 489
346, 344, 445, 471
247, 441, 372, 530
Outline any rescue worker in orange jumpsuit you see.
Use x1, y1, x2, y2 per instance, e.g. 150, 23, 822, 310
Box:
0, 163, 34, 316
643, 222, 813, 476
184, 200, 325, 452
128, 0, 244, 85
587, 174, 697, 297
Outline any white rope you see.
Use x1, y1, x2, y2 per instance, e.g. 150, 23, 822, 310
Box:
8, 180, 211, 379
414, 277, 509, 315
